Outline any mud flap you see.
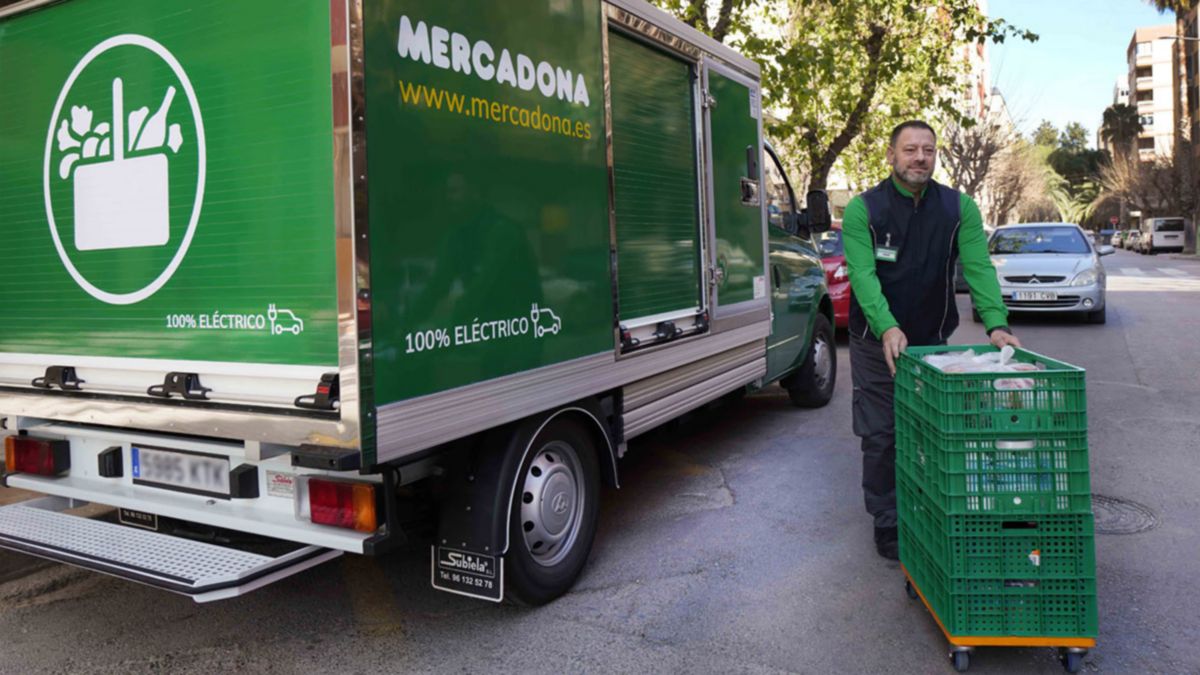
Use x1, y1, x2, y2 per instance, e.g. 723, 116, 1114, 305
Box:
429, 424, 518, 603
430, 544, 503, 602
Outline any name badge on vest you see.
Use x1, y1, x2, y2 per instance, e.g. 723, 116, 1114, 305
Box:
875, 233, 898, 262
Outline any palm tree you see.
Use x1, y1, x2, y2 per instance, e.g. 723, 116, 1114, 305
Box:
1101, 103, 1144, 159
1145, 1, 1199, 133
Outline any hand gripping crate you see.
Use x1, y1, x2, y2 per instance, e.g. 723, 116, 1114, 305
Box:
895, 406, 1091, 515
895, 346, 1087, 436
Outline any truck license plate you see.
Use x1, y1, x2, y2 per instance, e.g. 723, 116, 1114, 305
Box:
431, 546, 503, 602
132, 445, 231, 498
1013, 291, 1057, 301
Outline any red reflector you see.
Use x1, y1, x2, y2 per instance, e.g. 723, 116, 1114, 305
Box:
4, 436, 70, 476
308, 478, 377, 532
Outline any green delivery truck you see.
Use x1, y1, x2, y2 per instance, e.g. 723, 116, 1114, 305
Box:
0, 0, 835, 604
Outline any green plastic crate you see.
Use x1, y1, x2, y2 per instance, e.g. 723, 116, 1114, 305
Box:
896, 405, 1092, 515
901, 526, 1098, 638
895, 346, 1087, 436
897, 470, 1096, 580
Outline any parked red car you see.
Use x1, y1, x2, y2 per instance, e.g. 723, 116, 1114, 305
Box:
816, 223, 849, 328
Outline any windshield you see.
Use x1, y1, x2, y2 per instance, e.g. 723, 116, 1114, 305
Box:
1156, 219, 1186, 232
817, 229, 844, 257
989, 227, 1090, 255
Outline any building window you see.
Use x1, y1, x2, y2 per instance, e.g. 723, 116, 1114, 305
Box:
1136, 66, 1152, 78
1136, 41, 1152, 56
1140, 114, 1154, 126
1138, 137, 1155, 150
1136, 90, 1153, 102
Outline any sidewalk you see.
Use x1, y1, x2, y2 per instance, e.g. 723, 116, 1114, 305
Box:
1166, 252, 1200, 262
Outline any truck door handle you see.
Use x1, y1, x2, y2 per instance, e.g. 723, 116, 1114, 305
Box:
772, 265, 781, 289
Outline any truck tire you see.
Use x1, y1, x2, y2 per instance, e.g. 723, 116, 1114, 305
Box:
785, 313, 836, 408
505, 416, 600, 606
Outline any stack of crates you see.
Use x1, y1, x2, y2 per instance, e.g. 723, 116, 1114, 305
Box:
894, 345, 1098, 641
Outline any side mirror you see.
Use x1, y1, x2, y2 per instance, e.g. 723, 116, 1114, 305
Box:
805, 190, 831, 233
1098, 245, 1115, 256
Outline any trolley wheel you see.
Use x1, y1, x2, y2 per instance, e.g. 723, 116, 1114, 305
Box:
951, 649, 970, 672
1060, 649, 1085, 673
905, 580, 918, 600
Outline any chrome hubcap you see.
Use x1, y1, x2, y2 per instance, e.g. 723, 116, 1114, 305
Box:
812, 336, 832, 390
520, 441, 584, 567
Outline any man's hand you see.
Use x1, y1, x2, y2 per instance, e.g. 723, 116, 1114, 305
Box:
881, 327, 908, 377
990, 329, 1022, 349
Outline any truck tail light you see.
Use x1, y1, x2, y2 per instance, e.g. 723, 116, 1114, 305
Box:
4, 436, 70, 476
301, 477, 378, 532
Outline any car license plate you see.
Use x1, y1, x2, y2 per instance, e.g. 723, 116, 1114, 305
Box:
1013, 291, 1058, 301
132, 445, 231, 498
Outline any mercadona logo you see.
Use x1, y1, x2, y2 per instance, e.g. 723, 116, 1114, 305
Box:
43, 34, 205, 305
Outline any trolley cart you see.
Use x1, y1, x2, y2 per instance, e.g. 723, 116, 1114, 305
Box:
895, 346, 1098, 672
902, 565, 1094, 673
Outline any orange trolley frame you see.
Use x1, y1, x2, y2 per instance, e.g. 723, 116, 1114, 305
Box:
901, 563, 1096, 650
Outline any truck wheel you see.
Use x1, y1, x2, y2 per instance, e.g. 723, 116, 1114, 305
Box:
785, 313, 836, 408
505, 416, 600, 605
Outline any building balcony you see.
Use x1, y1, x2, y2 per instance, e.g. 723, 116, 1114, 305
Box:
1137, 98, 1155, 110
1135, 76, 1154, 90
1135, 52, 1154, 66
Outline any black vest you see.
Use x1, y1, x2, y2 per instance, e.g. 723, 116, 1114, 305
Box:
849, 178, 962, 346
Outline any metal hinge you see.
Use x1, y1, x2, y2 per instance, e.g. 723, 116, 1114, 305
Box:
702, 90, 717, 109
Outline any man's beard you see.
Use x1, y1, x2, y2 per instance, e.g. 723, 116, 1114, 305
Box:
895, 165, 931, 187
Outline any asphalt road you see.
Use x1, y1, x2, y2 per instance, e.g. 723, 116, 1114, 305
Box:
0, 248, 1197, 674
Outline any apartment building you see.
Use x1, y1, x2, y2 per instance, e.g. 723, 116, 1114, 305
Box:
1127, 24, 1177, 161
1183, 8, 1200, 161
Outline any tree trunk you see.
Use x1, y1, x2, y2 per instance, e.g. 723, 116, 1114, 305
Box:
805, 24, 887, 194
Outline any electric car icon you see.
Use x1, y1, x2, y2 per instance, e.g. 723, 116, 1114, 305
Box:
268, 304, 304, 336
531, 303, 561, 338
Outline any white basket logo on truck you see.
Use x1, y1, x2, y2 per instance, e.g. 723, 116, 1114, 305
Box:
43, 34, 206, 305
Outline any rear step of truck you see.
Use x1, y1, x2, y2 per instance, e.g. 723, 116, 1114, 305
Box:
0, 497, 341, 602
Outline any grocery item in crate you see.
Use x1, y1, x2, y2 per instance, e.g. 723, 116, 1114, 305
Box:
921, 346, 1039, 390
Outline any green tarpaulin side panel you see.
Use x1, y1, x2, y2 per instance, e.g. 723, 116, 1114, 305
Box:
609, 31, 702, 322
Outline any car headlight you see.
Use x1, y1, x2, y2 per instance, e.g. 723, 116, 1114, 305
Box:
1070, 268, 1099, 287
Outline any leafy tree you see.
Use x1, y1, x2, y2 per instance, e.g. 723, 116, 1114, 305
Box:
1046, 122, 1107, 200
649, 0, 1036, 192
655, 0, 755, 43
1057, 122, 1090, 153
1100, 103, 1144, 158
1032, 120, 1058, 147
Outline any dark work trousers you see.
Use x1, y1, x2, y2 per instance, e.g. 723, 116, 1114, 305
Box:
850, 333, 899, 529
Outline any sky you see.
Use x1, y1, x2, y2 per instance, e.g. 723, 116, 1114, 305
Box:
989, 0, 1175, 146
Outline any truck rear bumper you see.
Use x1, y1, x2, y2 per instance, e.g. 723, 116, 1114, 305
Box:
0, 496, 341, 602
6, 472, 373, 552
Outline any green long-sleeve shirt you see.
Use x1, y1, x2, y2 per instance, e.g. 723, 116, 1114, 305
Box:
842, 178, 1008, 338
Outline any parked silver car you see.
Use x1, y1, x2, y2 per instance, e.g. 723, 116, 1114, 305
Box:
974, 223, 1114, 324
